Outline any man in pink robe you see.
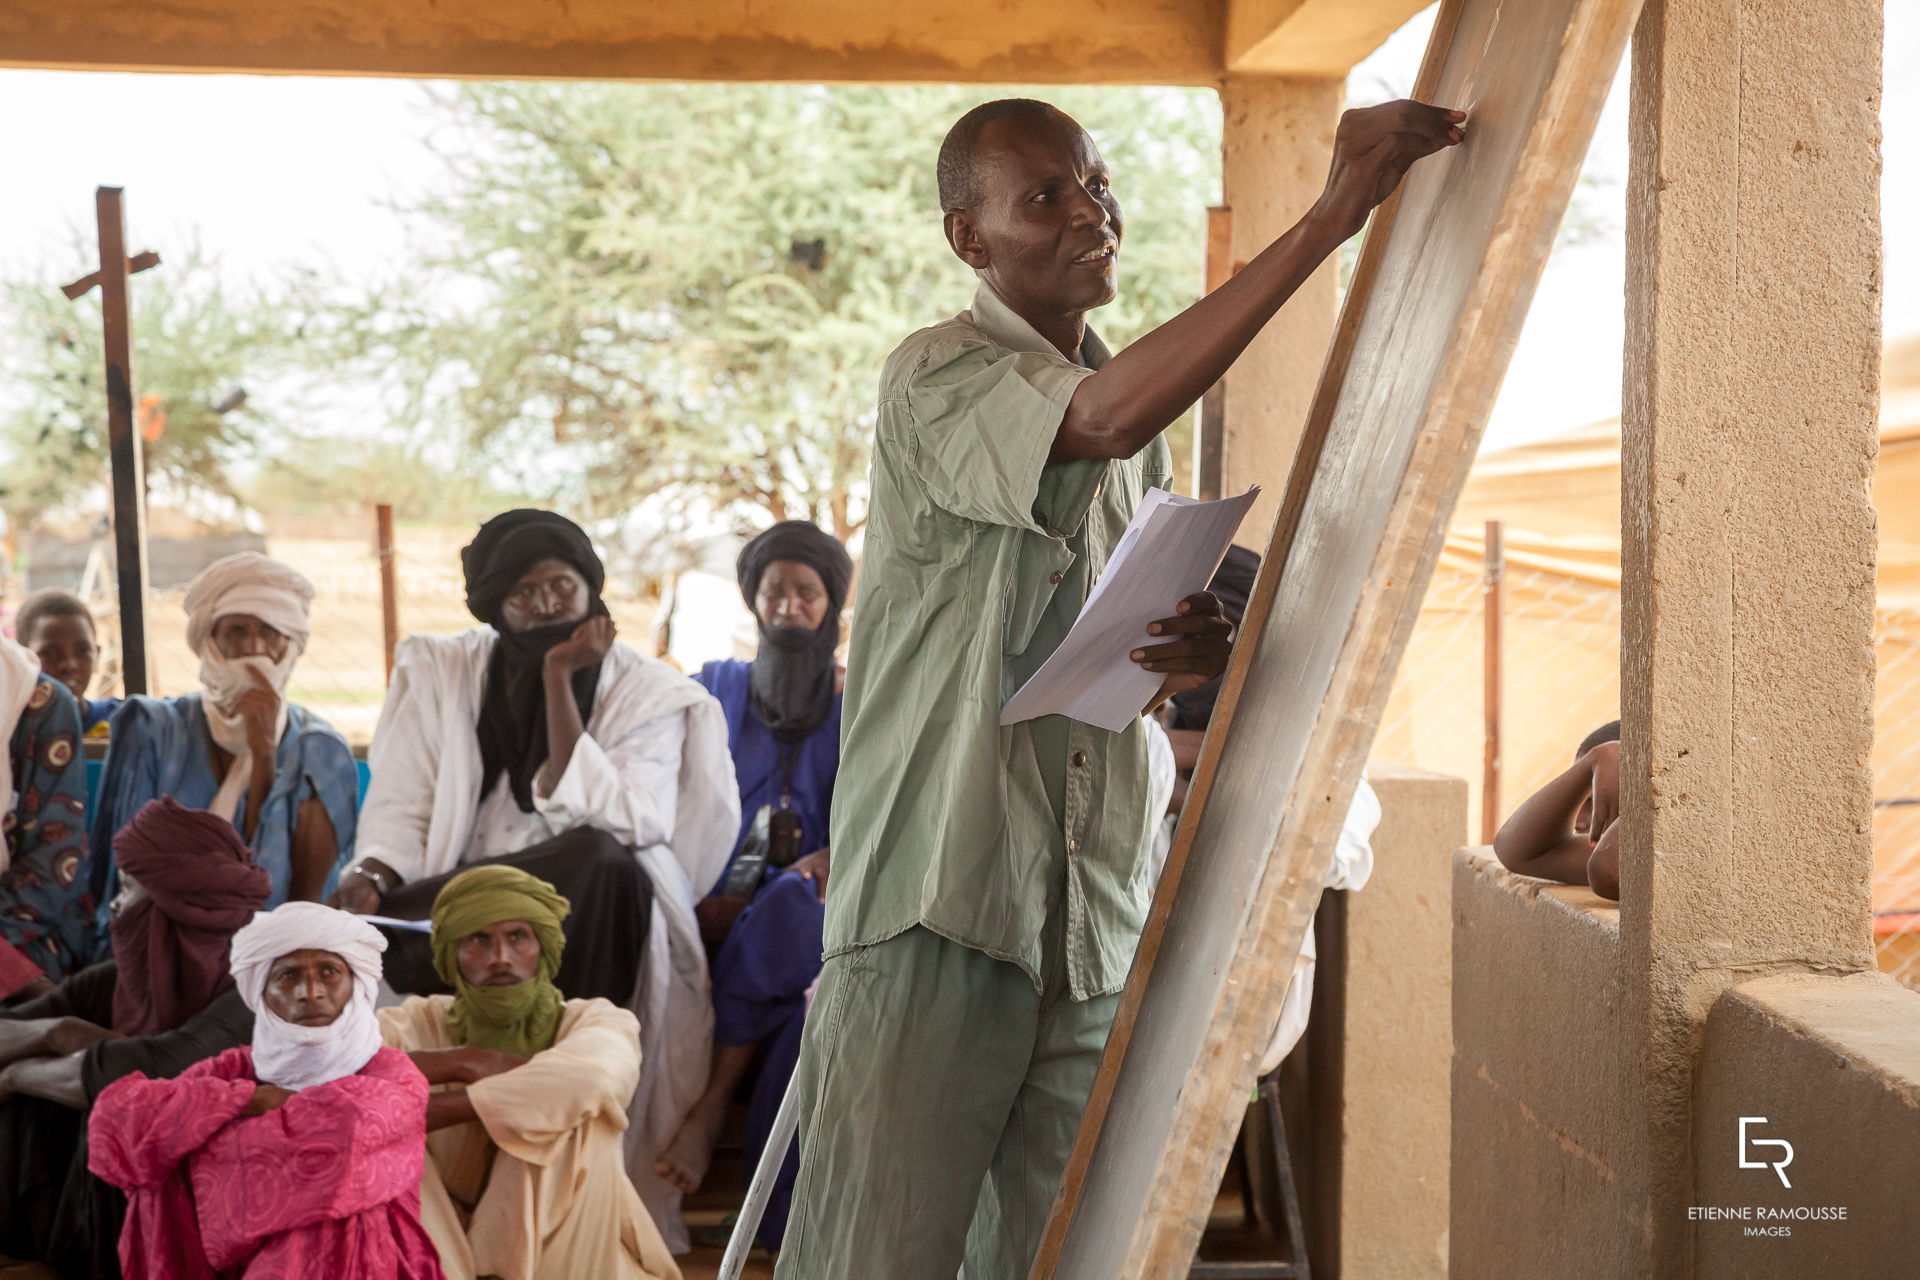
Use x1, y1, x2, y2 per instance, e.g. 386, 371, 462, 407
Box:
88, 903, 444, 1279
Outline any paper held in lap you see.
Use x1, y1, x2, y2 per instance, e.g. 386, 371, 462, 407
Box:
1001, 487, 1259, 734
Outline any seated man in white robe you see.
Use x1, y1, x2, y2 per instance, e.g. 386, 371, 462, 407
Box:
335, 509, 738, 1252
379, 865, 681, 1280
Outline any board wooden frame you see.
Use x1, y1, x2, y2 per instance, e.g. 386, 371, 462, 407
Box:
1029, 1, 1644, 1274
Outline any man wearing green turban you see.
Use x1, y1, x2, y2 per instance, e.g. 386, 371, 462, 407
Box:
379, 865, 681, 1280
430, 863, 569, 1056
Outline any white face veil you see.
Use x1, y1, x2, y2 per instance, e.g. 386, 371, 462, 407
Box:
228, 902, 387, 1091
180, 553, 315, 821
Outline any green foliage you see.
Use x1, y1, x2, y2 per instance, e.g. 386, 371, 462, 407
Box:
333, 82, 1220, 538
248, 435, 533, 524
0, 244, 288, 528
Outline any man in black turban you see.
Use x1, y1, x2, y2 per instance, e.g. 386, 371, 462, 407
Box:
733, 520, 854, 745
335, 509, 744, 1251
461, 509, 615, 815
649, 520, 853, 1251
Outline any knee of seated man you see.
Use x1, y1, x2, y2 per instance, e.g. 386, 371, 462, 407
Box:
569, 825, 651, 886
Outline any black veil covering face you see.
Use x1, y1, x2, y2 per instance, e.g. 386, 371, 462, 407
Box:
1169, 544, 1260, 733
463, 510, 610, 812
736, 521, 853, 744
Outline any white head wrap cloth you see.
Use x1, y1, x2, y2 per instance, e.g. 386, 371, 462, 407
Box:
228, 901, 387, 1091
181, 553, 316, 822
0, 638, 42, 874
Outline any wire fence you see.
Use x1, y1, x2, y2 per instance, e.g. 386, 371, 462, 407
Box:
1377, 556, 1920, 991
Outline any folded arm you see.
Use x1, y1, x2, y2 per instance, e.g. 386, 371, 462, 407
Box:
1493, 743, 1619, 886
0, 1015, 119, 1069
0, 1050, 89, 1110
468, 1002, 641, 1164
209, 1061, 429, 1241
88, 1057, 256, 1190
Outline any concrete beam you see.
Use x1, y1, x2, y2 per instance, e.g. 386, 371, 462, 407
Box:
1226, 0, 1429, 78
1620, 0, 1883, 1273
0, 0, 1225, 84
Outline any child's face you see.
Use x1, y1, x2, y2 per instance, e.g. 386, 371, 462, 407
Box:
25, 613, 96, 701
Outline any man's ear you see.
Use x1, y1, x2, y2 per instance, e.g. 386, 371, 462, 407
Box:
944, 210, 991, 271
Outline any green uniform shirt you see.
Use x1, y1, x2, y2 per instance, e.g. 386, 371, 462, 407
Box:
826, 282, 1173, 1001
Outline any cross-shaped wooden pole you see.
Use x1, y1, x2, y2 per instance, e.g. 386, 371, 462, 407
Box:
61, 187, 160, 696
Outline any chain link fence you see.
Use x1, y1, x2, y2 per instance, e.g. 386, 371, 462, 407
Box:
1378, 555, 1920, 990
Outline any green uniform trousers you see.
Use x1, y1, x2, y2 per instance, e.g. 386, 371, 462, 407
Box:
773, 921, 1119, 1280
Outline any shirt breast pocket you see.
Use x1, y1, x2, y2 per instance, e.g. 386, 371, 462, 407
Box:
1002, 534, 1077, 657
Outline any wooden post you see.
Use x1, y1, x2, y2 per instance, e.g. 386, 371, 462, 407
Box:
95, 188, 151, 696
1481, 519, 1505, 843
376, 504, 400, 681
1195, 206, 1233, 501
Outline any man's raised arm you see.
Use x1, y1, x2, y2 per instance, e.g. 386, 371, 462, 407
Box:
1052, 100, 1464, 463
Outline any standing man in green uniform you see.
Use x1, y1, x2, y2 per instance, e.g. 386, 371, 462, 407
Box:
777, 95, 1463, 1279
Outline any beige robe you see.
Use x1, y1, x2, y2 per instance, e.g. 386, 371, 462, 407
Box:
379, 995, 681, 1280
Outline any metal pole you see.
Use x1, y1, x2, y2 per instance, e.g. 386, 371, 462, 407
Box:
376, 504, 400, 680
97, 187, 151, 696
719, 1072, 802, 1280
1481, 519, 1506, 844
1196, 205, 1233, 501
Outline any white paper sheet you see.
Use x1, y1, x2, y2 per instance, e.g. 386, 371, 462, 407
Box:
1000, 486, 1260, 733
361, 914, 434, 933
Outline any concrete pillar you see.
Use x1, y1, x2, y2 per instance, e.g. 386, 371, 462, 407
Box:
1619, 0, 1882, 1271
1220, 74, 1344, 535
1335, 763, 1462, 1278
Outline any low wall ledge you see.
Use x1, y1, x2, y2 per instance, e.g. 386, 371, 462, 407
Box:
1718, 972, 1920, 1104
1456, 845, 1621, 939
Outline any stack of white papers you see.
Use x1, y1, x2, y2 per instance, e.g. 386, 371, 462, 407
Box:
361, 914, 434, 933
1000, 486, 1260, 733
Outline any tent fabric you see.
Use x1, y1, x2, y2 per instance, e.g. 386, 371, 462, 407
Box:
1384, 335, 1920, 934
1443, 331, 1920, 603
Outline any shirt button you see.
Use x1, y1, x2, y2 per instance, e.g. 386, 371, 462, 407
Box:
1049, 571, 1064, 585
1067, 839, 1079, 855
1071, 751, 1088, 767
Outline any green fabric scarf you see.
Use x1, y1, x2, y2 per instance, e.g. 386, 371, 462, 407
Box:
431, 864, 570, 1056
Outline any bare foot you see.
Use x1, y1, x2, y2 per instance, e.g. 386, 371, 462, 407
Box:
652, 1113, 717, 1194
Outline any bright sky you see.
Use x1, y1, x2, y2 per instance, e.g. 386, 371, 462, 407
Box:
0, 4, 1913, 456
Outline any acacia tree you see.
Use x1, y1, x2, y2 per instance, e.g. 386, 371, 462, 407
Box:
0, 245, 288, 529
337, 82, 1221, 541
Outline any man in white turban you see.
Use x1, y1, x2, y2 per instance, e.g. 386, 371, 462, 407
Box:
87, 552, 360, 950
89, 902, 445, 1279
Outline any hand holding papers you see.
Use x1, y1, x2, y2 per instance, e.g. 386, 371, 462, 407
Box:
1000, 487, 1259, 733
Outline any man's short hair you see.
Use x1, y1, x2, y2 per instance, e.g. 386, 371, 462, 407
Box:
15, 589, 93, 645
1578, 719, 1622, 757
937, 98, 1067, 211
